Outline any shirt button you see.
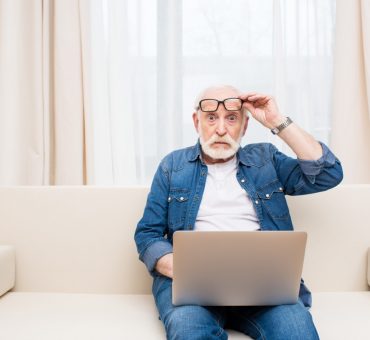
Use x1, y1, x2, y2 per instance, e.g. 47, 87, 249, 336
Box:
180, 197, 184, 201
255, 200, 259, 204
279, 187, 283, 191
265, 194, 270, 198
241, 179, 245, 183
168, 197, 171, 202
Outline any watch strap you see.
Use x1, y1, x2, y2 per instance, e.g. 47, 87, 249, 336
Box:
271, 117, 293, 135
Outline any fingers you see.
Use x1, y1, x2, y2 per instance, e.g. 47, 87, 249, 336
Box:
239, 93, 272, 104
242, 101, 255, 112
238, 92, 257, 100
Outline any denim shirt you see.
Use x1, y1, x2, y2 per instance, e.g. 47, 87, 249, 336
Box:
134, 141, 343, 307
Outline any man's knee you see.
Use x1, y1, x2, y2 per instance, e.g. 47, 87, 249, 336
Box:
163, 305, 226, 340
261, 303, 319, 340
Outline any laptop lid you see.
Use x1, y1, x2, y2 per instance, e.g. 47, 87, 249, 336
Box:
172, 230, 307, 306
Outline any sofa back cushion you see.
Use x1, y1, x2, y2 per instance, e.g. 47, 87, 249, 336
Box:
0, 187, 151, 294
287, 186, 370, 292
0, 185, 369, 293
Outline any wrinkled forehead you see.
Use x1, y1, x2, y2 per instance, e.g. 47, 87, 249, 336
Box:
201, 86, 241, 101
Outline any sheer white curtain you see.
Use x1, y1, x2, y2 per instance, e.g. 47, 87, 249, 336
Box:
86, 0, 336, 185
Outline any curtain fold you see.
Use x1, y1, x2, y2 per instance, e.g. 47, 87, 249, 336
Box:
361, 0, 370, 119
0, 0, 92, 185
331, 0, 370, 183
0, 0, 44, 184
51, 0, 86, 184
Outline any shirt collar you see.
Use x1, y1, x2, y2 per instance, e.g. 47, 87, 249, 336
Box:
188, 140, 202, 162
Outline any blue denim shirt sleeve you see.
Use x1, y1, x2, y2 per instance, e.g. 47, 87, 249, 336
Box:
134, 159, 173, 274
141, 240, 173, 274
270, 142, 343, 195
297, 142, 336, 176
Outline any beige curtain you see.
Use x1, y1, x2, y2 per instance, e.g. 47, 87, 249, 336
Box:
0, 0, 93, 185
361, 0, 370, 119
331, 0, 370, 184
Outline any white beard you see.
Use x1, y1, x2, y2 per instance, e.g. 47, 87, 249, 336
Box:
199, 130, 242, 160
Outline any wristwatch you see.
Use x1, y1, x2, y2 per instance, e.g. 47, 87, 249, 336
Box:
271, 117, 293, 135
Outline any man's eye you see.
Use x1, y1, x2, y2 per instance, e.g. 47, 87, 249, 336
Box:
227, 114, 237, 122
207, 114, 217, 122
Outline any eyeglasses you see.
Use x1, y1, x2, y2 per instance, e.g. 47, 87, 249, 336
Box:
198, 98, 243, 112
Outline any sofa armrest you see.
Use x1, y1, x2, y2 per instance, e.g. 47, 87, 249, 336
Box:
0, 245, 15, 297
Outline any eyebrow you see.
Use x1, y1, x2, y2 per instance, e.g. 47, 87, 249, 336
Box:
203, 111, 242, 116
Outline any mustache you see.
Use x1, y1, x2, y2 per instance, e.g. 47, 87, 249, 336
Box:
205, 134, 235, 146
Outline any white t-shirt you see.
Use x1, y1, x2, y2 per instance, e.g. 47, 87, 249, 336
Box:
194, 156, 261, 231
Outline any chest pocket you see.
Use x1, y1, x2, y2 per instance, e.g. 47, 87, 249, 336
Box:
256, 180, 289, 220
168, 189, 190, 228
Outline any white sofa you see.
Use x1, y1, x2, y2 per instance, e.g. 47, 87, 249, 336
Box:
0, 185, 369, 340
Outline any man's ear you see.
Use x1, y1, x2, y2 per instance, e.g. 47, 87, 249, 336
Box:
192, 112, 200, 133
242, 115, 249, 136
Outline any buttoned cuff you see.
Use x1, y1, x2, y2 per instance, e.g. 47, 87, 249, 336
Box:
298, 142, 337, 177
141, 240, 173, 274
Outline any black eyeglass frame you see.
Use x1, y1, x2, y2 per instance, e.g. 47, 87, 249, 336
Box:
198, 97, 244, 112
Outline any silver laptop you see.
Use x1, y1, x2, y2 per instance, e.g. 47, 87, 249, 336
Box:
172, 230, 307, 306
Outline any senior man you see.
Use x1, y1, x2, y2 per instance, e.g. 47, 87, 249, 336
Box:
135, 85, 343, 339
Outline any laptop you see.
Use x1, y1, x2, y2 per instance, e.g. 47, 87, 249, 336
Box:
172, 230, 307, 306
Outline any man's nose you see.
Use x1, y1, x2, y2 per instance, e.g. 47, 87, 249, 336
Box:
216, 118, 227, 136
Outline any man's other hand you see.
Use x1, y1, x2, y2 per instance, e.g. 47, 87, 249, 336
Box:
155, 253, 173, 279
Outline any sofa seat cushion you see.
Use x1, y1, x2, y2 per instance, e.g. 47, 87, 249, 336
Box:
0, 292, 369, 339
0, 293, 248, 339
312, 292, 370, 339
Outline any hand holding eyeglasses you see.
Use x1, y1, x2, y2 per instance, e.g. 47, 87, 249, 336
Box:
239, 93, 286, 130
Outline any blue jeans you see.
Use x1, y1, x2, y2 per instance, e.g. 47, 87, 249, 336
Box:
153, 274, 320, 340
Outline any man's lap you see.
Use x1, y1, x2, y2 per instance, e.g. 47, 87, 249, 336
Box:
152, 274, 319, 339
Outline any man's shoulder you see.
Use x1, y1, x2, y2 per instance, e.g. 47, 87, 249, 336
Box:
159, 145, 198, 171
239, 142, 275, 164
241, 142, 272, 152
